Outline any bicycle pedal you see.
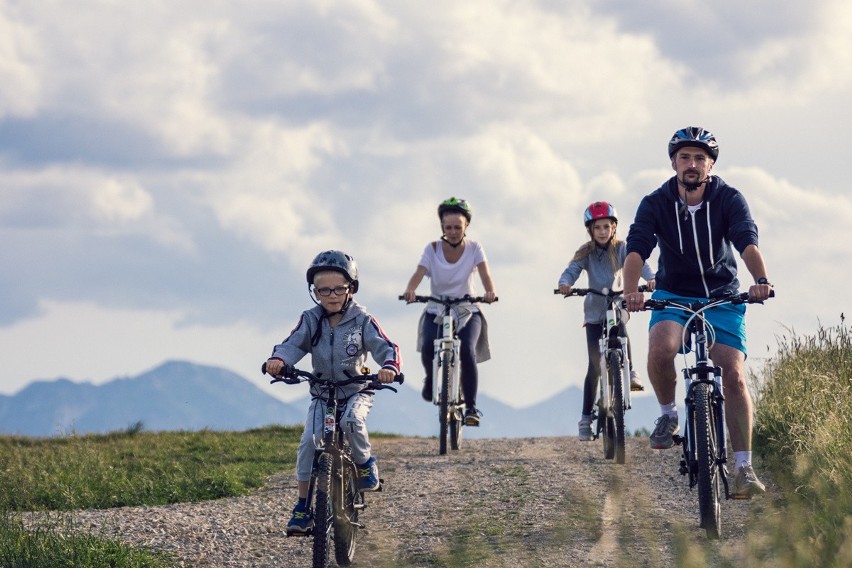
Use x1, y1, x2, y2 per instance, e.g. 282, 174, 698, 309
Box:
285, 528, 312, 538
672, 434, 684, 446
630, 385, 645, 392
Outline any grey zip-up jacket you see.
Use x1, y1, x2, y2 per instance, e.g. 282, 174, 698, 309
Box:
558, 241, 655, 324
626, 175, 759, 298
270, 301, 402, 399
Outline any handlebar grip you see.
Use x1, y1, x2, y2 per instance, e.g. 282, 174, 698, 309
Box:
395, 373, 405, 385
261, 362, 268, 374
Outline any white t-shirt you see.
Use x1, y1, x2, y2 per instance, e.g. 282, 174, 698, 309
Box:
418, 240, 487, 312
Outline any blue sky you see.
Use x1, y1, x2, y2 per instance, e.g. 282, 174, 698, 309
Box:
2, 0, 850, 408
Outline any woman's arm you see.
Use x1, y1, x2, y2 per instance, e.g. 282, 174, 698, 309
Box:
403, 265, 428, 302
477, 261, 497, 303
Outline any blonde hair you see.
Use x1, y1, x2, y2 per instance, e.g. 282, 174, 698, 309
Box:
571, 225, 621, 273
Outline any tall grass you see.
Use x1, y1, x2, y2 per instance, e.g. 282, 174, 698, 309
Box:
750, 322, 852, 567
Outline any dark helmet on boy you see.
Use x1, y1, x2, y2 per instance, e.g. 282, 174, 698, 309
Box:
306, 250, 359, 293
584, 201, 618, 227
668, 126, 719, 161
437, 197, 473, 223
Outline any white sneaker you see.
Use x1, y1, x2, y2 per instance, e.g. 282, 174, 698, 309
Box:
630, 370, 645, 391
578, 418, 593, 441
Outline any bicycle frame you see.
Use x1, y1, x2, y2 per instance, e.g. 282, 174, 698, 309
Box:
400, 294, 492, 455
557, 285, 645, 464
263, 363, 402, 566
640, 290, 772, 538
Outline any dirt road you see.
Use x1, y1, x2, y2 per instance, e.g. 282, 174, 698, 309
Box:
71, 435, 767, 567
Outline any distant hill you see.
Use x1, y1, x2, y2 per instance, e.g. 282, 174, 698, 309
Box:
0, 361, 661, 439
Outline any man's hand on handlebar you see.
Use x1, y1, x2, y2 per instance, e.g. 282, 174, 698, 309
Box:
749, 282, 774, 302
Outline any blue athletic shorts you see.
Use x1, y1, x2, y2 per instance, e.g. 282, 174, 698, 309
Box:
648, 290, 748, 356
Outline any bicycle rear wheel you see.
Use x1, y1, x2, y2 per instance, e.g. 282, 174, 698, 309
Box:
438, 354, 450, 455
694, 382, 722, 539
313, 453, 333, 567
333, 460, 360, 566
608, 352, 626, 464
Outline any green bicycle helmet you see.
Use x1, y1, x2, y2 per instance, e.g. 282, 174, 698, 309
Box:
437, 197, 473, 223
305, 250, 359, 293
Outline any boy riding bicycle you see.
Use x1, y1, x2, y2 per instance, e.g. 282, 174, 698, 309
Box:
264, 250, 402, 534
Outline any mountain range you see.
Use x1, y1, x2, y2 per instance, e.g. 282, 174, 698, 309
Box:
0, 360, 662, 439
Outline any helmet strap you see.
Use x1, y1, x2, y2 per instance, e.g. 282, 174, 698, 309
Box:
441, 234, 465, 248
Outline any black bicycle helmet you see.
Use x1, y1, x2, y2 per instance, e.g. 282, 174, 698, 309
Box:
437, 197, 473, 223
668, 126, 719, 161
305, 250, 359, 293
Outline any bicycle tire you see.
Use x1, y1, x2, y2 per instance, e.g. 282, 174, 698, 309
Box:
450, 408, 463, 450
313, 452, 333, 568
598, 369, 615, 460
438, 353, 450, 455
608, 351, 626, 464
333, 460, 359, 566
694, 382, 722, 539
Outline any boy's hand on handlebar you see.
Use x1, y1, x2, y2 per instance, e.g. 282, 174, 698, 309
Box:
264, 358, 289, 377
377, 368, 396, 384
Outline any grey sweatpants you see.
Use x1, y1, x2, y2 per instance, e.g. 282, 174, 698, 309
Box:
295, 391, 375, 481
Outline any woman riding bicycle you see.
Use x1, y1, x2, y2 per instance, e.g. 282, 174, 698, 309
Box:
402, 197, 497, 427
557, 201, 655, 441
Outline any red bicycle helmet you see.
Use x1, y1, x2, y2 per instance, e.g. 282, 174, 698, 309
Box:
584, 201, 618, 227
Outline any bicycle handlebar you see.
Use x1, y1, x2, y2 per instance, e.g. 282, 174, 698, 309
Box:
638, 289, 775, 312
261, 362, 404, 390
554, 285, 649, 297
399, 294, 498, 304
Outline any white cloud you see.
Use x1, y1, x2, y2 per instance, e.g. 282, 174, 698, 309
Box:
0, 3, 42, 117
2, 1, 852, 409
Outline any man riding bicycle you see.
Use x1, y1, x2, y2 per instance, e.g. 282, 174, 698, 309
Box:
622, 126, 774, 499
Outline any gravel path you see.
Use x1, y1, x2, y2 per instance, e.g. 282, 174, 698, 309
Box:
68, 435, 770, 567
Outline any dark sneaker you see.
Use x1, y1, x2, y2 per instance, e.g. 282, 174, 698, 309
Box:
731, 465, 766, 499
463, 407, 482, 427
286, 502, 312, 535
629, 370, 645, 391
358, 457, 380, 491
578, 418, 593, 441
421, 378, 432, 402
649, 415, 679, 449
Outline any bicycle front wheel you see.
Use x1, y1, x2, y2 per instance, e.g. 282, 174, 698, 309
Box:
438, 354, 450, 455
694, 382, 722, 539
313, 453, 333, 567
333, 460, 360, 566
608, 351, 626, 465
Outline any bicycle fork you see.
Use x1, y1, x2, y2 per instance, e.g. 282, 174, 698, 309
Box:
431, 323, 461, 406
678, 366, 730, 495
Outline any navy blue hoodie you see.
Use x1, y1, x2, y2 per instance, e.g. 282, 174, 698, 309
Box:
626, 176, 759, 298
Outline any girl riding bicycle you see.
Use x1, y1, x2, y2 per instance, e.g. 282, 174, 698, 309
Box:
557, 201, 655, 441
265, 250, 402, 535
402, 197, 497, 427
